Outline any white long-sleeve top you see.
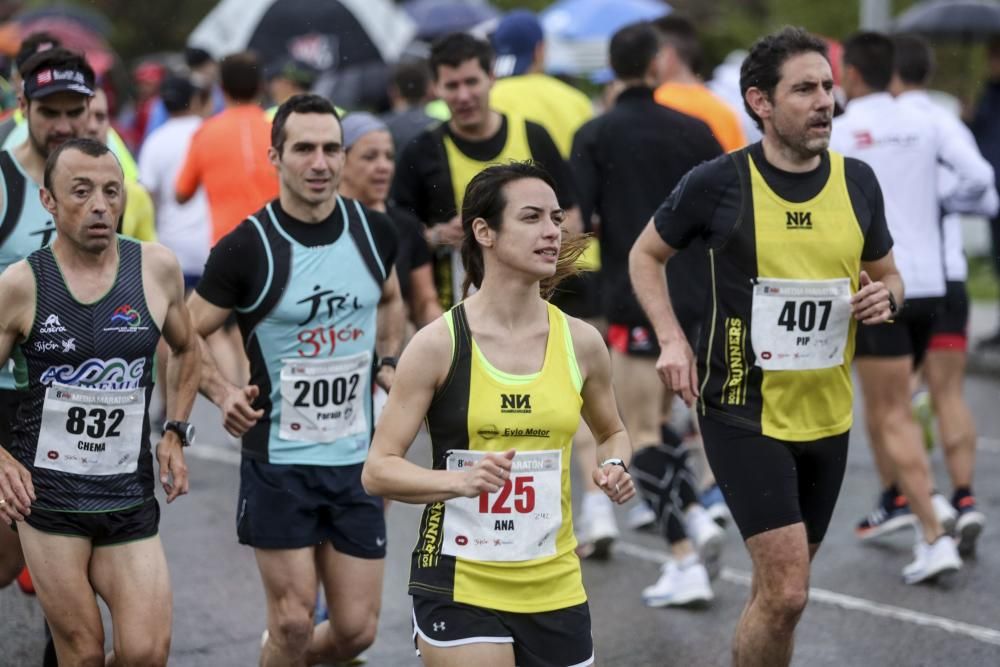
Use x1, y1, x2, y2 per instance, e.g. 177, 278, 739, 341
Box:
898, 90, 999, 282
831, 92, 994, 297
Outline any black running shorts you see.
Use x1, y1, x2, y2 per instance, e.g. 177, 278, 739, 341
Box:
928, 281, 969, 352
699, 418, 848, 544
411, 594, 594, 667
23, 497, 160, 547
854, 296, 943, 368
237, 459, 386, 556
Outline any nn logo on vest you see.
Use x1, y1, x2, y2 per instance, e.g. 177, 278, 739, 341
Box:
786, 211, 813, 229
500, 393, 531, 414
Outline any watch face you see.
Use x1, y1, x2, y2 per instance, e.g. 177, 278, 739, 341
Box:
183, 423, 196, 445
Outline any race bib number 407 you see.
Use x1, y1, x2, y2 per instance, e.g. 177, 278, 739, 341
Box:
751, 277, 852, 371
442, 449, 562, 562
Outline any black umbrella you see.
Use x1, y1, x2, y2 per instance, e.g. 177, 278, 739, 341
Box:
894, 0, 1000, 39
188, 0, 416, 106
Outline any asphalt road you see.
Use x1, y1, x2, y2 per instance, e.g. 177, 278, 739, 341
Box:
3, 313, 999, 666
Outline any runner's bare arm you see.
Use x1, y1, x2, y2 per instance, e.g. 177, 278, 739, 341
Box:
0, 261, 36, 521
374, 266, 405, 391
362, 319, 513, 503
147, 245, 197, 501
854, 250, 904, 326
186, 292, 263, 436
571, 318, 636, 505
629, 220, 699, 406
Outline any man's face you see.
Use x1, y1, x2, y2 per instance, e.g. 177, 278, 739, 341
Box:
763, 52, 835, 159
24, 91, 90, 159
85, 89, 110, 144
269, 112, 345, 208
41, 149, 124, 254
435, 58, 493, 133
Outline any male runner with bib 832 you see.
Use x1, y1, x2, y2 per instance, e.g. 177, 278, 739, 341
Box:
363, 161, 635, 667
0, 137, 199, 666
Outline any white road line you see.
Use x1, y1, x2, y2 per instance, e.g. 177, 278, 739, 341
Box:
615, 541, 1000, 647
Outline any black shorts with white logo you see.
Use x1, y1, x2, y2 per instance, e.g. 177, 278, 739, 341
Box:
700, 418, 848, 544
22, 497, 159, 547
237, 459, 386, 556
854, 296, 943, 368
411, 594, 594, 667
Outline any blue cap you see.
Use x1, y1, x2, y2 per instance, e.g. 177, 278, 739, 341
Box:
491, 10, 543, 78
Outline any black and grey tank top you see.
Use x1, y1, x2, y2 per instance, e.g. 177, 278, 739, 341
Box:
11, 237, 160, 511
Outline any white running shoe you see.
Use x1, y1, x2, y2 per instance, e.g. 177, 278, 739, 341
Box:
642, 557, 714, 607
955, 507, 986, 556
932, 493, 958, 534
577, 492, 620, 559
685, 505, 725, 579
627, 501, 657, 531
902, 535, 962, 584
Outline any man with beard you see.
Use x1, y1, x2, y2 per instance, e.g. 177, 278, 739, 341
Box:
0, 47, 93, 615
630, 27, 898, 667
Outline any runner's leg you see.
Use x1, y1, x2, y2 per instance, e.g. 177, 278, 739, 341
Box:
307, 543, 384, 664
416, 637, 515, 667
924, 349, 975, 491
89, 535, 172, 667
856, 357, 943, 542
735, 523, 810, 667
17, 522, 105, 665
256, 547, 319, 667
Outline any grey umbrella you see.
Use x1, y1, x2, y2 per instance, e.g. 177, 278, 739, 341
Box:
895, 0, 1000, 39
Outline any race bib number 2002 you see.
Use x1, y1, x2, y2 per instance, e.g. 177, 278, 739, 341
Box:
442, 449, 562, 562
751, 277, 852, 371
279, 351, 370, 443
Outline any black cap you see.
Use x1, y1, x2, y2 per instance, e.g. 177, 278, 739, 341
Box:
160, 75, 197, 112
21, 48, 95, 100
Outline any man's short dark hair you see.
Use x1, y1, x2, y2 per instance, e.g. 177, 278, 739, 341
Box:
652, 15, 702, 74
892, 34, 933, 86
271, 93, 341, 154
740, 26, 829, 131
609, 22, 661, 81
44, 137, 114, 192
392, 59, 431, 105
220, 51, 261, 102
843, 32, 894, 92
16, 31, 61, 74
185, 47, 214, 70
429, 33, 493, 80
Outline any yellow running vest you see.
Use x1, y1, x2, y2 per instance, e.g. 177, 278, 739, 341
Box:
746, 151, 862, 439
409, 302, 586, 613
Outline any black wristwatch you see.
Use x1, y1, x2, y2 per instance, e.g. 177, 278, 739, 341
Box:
163, 420, 196, 447
887, 291, 899, 315
600, 458, 628, 473
377, 356, 398, 371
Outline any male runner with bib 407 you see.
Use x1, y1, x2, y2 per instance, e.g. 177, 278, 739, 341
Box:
630, 28, 899, 667
0, 137, 199, 666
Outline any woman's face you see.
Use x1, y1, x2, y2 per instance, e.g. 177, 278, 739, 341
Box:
342, 130, 395, 206
486, 177, 564, 281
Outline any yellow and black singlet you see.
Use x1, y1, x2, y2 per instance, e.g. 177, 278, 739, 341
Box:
408, 302, 586, 613
652, 143, 894, 441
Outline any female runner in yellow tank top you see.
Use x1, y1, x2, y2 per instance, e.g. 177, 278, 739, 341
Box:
363, 162, 634, 667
